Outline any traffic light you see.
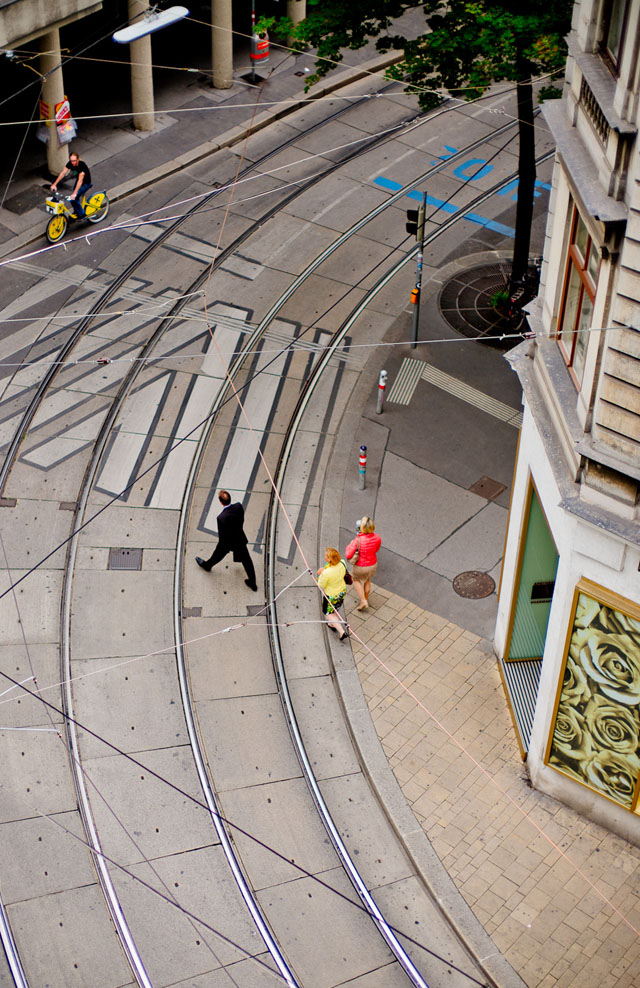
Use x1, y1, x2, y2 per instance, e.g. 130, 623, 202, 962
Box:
406, 204, 425, 241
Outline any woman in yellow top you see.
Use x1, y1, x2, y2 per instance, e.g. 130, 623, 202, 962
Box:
317, 547, 349, 640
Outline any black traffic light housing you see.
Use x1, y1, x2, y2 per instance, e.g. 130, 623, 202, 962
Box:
406, 204, 425, 241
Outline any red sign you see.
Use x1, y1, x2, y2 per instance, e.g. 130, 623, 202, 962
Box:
250, 32, 269, 63
55, 97, 71, 124
39, 99, 50, 122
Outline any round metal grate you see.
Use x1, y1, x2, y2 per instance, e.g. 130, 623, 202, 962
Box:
438, 263, 527, 350
452, 570, 496, 599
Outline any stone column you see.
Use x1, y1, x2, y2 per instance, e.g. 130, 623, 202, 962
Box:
128, 0, 154, 131
39, 29, 67, 176
211, 0, 233, 89
287, 0, 306, 49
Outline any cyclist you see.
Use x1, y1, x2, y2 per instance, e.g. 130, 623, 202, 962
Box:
50, 152, 92, 221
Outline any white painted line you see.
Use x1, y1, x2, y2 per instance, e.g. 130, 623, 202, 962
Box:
96, 374, 170, 494
22, 409, 106, 467
203, 371, 281, 531
387, 357, 424, 404
421, 363, 523, 427
149, 375, 219, 509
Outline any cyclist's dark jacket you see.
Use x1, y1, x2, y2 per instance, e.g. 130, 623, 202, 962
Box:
66, 159, 91, 184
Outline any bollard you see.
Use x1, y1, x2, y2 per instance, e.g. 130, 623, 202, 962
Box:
358, 445, 367, 490
375, 369, 387, 415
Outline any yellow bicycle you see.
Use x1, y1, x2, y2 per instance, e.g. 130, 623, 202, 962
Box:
44, 187, 110, 243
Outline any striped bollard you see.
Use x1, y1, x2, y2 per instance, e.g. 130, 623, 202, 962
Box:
375, 369, 387, 415
358, 445, 367, 490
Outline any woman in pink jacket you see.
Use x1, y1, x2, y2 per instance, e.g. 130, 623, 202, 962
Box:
345, 515, 381, 612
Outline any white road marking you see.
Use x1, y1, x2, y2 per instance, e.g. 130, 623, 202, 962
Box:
96, 374, 171, 495
388, 356, 523, 427
22, 409, 107, 467
203, 369, 282, 530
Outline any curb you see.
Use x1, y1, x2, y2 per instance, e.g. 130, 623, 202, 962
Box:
319, 301, 527, 988
0, 52, 402, 264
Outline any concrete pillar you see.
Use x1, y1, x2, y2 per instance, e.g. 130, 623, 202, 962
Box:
287, 0, 306, 49
211, 0, 233, 89
128, 0, 154, 131
39, 30, 67, 176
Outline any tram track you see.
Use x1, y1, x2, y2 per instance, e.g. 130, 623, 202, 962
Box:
0, 88, 550, 987
0, 80, 433, 988
169, 151, 553, 987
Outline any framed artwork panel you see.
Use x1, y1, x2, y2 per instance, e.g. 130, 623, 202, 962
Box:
546, 580, 640, 812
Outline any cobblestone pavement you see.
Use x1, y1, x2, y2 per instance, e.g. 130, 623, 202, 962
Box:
346, 589, 640, 988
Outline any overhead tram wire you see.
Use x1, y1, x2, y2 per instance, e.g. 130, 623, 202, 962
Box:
1, 133, 544, 988
0, 12, 132, 110
0, 555, 492, 988
0, 81, 536, 273
0, 116, 544, 988
0, 122, 542, 603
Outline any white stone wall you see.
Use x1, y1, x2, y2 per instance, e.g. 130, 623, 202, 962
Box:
499, 404, 640, 841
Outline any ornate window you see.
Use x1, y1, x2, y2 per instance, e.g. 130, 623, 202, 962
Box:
557, 209, 599, 385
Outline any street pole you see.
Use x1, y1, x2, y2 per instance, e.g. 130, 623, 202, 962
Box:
411, 190, 427, 350
251, 0, 257, 84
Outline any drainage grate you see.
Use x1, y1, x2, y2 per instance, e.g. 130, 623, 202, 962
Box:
468, 476, 507, 500
108, 548, 143, 571
438, 263, 526, 349
452, 570, 495, 599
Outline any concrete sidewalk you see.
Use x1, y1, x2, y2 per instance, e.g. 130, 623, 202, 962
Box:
334, 287, 640, 987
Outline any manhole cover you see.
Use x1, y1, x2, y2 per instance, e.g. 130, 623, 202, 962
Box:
468, 476, 507, 500
452, 570, 495, 599
109, 547, 143, 570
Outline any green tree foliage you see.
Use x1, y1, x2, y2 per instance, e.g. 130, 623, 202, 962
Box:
271, 0, 573, 285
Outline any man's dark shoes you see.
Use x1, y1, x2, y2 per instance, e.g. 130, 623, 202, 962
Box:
195, 556, 211, 571
245, 579, 258, 591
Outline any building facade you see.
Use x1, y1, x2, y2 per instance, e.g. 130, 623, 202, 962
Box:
495, 0, 640, 841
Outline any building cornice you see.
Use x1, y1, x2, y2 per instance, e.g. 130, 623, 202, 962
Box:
542, 100, 628, 226
508, 340, 640, 549
567, 32, 636, 136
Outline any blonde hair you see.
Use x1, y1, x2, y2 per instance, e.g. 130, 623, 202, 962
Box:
360, 516, 375, 534
325, 547, 341, 566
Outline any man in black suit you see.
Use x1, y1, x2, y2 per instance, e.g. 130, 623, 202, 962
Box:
195, 490, 258, 591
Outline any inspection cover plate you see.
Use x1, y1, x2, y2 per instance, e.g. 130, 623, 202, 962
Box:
468, 475, 506, 500
452, 570, 495, 599
108, 548, 143, 571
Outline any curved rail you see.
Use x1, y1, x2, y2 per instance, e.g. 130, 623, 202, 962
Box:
51, 93, 432, 988
0, 900, 27, 988
260, 149, 554, 988
1, 86, 550, 983
0, 81, 412, 496
172, 148, 553, 987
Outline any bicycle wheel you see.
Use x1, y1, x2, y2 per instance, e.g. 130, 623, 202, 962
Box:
85, 192, 110, 223
46, 214, 67, 243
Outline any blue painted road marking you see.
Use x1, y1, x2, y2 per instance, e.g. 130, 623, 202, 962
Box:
452, 158, 494, 181
375, 176, 516, 238
429, 144, 459, 165
497, 178, 553, 200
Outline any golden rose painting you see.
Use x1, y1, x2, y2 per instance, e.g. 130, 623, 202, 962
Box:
548, 589, 640, 809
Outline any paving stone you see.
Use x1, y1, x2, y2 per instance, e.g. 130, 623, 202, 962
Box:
351, 589, 640, 987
